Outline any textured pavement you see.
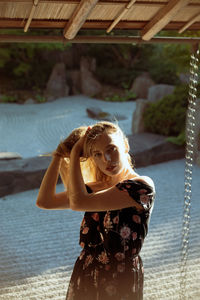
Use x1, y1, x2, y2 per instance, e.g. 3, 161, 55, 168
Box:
1, 159, 200, 300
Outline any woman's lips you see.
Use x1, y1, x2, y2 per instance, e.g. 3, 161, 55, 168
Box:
106, 165, 117, 171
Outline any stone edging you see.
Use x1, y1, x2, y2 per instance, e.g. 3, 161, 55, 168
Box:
0, 133, 185, 197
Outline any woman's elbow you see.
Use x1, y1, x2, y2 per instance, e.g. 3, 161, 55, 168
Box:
36, 197, 48, 209
69, 196, 82, 211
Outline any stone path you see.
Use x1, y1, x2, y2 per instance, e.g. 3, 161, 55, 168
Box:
1, 159, 200, 300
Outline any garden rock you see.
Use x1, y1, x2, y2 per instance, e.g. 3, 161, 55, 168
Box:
86, 107, 127, 121
68, 70, 81, 95
130, 72, 155, 99
80, 57, 102, 97
179, 73, 190, 84
132, 99, 149, 134
0, 152, 22, 160
45, 63, 69, 101
24, 98, 35, 104
0, 133, 185, 197
0, 156, 53, 197
148, 84, 175, 103
128, 132, 185, 168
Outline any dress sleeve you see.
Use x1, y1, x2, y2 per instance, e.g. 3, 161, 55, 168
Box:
116, 179, 155, 211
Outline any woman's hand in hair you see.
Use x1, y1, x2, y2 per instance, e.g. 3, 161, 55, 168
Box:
71, 135, 85, 157
71, 127, 90, 157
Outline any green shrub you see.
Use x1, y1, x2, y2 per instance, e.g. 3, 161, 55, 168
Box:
104, 90, 136, 102
1, 94, 18, 103
143, 85, 188, 137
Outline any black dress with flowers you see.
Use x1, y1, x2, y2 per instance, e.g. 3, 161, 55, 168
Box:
66, 179, 155, 300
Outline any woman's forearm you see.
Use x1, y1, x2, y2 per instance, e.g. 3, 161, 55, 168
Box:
68, 148, 88, 209
36, 156, 69, 209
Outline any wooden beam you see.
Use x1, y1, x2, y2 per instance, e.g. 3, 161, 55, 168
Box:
1, 19, 200, 31
63, 0, 99, 40
0, 34, 200, 45
24, 0, 39, 32
107, 0, 136, 33
179, 11, 200, 34
141, 0, 190, 41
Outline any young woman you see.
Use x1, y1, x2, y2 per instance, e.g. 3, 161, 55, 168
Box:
36, 121, 155, 300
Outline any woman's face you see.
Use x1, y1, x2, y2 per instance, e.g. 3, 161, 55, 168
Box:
91, 131, 128, 177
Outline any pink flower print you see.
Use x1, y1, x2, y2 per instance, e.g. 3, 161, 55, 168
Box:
83, 254, 93, 269
124, 245, 129, 251
79, 250, 85, 260
138, 189, 147, 194
140, 194, 149, 208
132, 256, 140, 270
105, 264, 111, 271
132, 248, 137, 255
103, 212, 113, 230
125, 184, 131, 188
80, 242, 85, 248
92, 213, 99, 222
132, 214, 141, 224
105, 284, 117, 296
120, 226, 131, 239
132, 232, 137, 240
82, 226, 89, 234
80, 217, 86, 228
113, 215, 119, 224
115, 252, 125, 261
77, 276, 81, 287
98, 251, 109, 264
117, 263, 125, 273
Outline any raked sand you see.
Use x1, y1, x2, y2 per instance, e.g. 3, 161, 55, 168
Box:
0, 96, 200, 299
0, 159, 200, 300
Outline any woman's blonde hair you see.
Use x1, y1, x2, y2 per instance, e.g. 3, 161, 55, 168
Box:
58, 121, 133, 189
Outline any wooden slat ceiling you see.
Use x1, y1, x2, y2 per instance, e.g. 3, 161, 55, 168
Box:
0, 0, 200, 42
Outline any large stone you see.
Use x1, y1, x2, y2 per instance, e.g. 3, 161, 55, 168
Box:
128, 133, 185, 168
179, 73, 190, 84
130, 72, 155, 99
86, 107, 127, 121
148, 84, 175, 103
132, 99, 149, 134
0, 152, 22, 160
80, 57, 102, 97
45, 63, 69, 101
0, 156, 54, 197
68, 70, 81, 95
0, 133, 185, 197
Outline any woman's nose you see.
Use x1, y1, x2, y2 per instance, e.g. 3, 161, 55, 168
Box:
104, 152, 111, 162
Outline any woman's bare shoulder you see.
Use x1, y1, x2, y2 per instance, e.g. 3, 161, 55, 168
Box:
130, 175, 155, 191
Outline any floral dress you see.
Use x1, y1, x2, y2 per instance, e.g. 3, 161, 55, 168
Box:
66, 179, 155, 300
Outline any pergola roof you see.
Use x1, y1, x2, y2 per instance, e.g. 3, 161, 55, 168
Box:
0, 0, 200, 44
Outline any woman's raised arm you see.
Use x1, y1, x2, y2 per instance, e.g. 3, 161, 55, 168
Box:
36, 155, 70, 210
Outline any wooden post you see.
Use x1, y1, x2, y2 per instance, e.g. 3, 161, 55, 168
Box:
24, 0, 39, 32
141, 0, 189, 41
179, 12, 200, 34
63, 0, 99, 40
106, 0, 137, 33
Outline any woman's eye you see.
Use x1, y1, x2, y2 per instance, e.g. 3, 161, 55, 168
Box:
94, 152, 101, 157
110, 146, 117, 152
